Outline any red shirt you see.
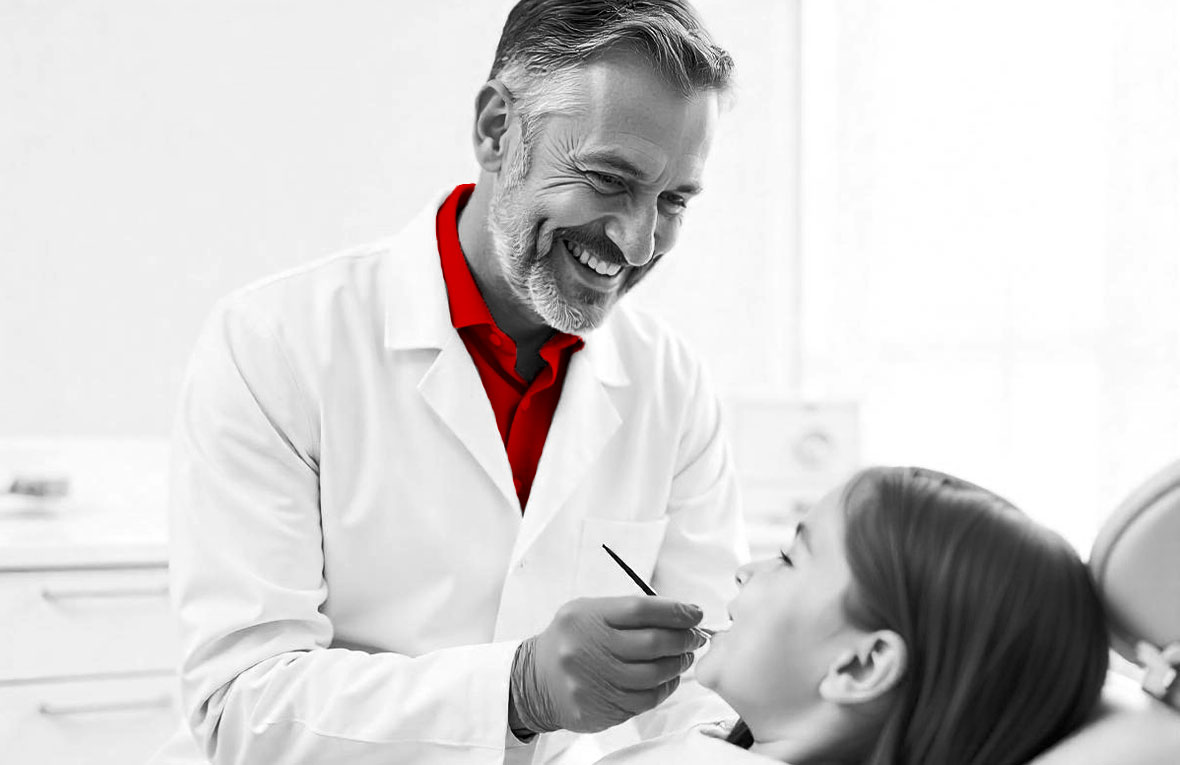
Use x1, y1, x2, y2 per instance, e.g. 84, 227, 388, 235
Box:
436, 184, 585, 511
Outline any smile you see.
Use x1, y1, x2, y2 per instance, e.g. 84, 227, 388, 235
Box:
562, 239, 623, 278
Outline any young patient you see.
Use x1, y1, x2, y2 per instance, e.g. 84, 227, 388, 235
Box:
597, 466, 1110, 765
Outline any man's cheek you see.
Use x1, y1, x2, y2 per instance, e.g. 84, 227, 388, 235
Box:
624, 260, 657, 291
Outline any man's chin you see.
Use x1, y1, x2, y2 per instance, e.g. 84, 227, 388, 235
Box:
525, 267, 615, 334
536, 301, 608, 335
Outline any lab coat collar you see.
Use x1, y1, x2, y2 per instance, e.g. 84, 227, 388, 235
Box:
381, 192, 629, 388
383, 195, 456, 352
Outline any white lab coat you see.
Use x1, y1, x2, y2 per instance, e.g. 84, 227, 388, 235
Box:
152, 193, 747, 765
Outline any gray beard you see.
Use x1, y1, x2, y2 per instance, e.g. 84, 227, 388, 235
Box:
487, 188, 609, 335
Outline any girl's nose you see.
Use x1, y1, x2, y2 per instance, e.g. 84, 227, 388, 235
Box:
736, 556, 782, 586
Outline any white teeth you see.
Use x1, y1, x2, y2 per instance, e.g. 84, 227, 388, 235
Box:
567, 240, 590, 264
565, 239, 622, 277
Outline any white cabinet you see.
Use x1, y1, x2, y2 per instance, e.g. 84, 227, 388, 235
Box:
0, 673, 177, 765
0, 561, 179, 765
0, 439, 177, 765
0, 567, 174, 681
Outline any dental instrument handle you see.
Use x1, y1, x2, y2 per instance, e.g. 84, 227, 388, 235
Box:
600, 544, 712, 642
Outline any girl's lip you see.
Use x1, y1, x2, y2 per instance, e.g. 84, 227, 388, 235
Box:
698, 622, 733, 639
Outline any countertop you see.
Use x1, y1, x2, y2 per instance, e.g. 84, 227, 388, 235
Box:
0, 438, 169, 570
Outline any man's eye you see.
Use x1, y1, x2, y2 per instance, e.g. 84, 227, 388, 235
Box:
659, 194, 688, 213
587, 171, 624, 189
779, 550, 794, 567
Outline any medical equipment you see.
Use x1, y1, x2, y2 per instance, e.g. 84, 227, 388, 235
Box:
601, 544, 715, 644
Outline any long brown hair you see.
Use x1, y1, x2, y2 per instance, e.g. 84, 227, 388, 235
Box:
726, 466, 1108, 764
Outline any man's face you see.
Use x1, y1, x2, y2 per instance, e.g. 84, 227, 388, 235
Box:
488, 52, 719, 334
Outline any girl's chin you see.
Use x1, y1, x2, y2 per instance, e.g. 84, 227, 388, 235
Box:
695, 651, 721, 691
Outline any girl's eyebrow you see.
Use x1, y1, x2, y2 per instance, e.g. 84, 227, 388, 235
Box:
794, 522, 812, 553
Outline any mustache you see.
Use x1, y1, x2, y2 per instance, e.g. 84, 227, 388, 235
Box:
551, 226, 626, 265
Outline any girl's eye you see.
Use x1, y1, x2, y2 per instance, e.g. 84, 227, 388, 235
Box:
779, 550, 794, 567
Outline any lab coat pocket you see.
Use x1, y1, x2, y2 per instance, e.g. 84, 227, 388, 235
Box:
575, 517, 669, 598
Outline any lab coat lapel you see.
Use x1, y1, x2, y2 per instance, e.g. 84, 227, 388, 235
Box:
514, 326, 628, 560
417, 333, 520, 512
384, 196, 519, 514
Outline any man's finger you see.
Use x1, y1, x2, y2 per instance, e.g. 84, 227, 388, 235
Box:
599, 595, 703, 629
609, 626, 704, 661
620, 676, 682, 716
610, 652, 695, 691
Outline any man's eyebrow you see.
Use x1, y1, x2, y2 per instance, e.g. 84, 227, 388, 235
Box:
575, 151, 703, 196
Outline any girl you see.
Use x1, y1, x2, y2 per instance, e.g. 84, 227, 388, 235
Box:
598, 466, 1109, 764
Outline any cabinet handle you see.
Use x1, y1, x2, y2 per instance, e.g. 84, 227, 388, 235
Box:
39, 695, 172, 716
41, 584, 169, 601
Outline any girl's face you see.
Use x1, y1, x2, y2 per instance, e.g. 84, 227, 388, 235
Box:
696, 486, 866, 731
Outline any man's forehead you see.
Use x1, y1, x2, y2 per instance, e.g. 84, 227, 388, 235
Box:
577, 54, 717, 122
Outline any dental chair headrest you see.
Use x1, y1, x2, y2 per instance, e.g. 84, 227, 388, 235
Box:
1089, 459, 1180, 708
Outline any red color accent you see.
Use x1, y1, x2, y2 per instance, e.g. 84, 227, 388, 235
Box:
436, 184, 584, 512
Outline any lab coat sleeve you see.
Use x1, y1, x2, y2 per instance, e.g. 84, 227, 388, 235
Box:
169, 297, 522, 765
632, 346, 747, 739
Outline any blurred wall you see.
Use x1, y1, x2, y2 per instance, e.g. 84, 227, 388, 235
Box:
0, 1, 799, 436
797, 0, 1180, 548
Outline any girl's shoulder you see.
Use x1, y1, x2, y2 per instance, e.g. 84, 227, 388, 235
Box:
593, 724, 786, 765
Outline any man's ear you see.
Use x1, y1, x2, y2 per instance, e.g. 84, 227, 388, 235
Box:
818, 631, 908, 705
472, 80, 516, 173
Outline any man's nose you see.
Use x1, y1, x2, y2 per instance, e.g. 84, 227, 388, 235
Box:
605, 203, 658, 267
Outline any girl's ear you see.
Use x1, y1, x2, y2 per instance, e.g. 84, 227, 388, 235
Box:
472, 79, 517, 173
818, 630, 908, 705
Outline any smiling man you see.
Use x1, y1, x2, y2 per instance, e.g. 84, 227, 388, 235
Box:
157, 2, 747, 764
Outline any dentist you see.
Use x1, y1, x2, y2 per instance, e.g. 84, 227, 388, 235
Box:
156, 1, 745, 763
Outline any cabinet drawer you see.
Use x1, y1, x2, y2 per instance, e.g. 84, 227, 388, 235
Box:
0, 673, 178, 765
0, 567, 176, 681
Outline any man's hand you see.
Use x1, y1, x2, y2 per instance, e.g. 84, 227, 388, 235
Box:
509, 596, 707, 734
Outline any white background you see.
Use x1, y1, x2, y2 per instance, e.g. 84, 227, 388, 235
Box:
799, 0, 1180, 548
3, 1, 1180, 550
0, 0, 797, 435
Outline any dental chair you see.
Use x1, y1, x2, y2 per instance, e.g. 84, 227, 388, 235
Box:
1030, 460, 1180, 764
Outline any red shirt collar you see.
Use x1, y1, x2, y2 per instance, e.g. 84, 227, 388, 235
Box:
437, 184, 495, 332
